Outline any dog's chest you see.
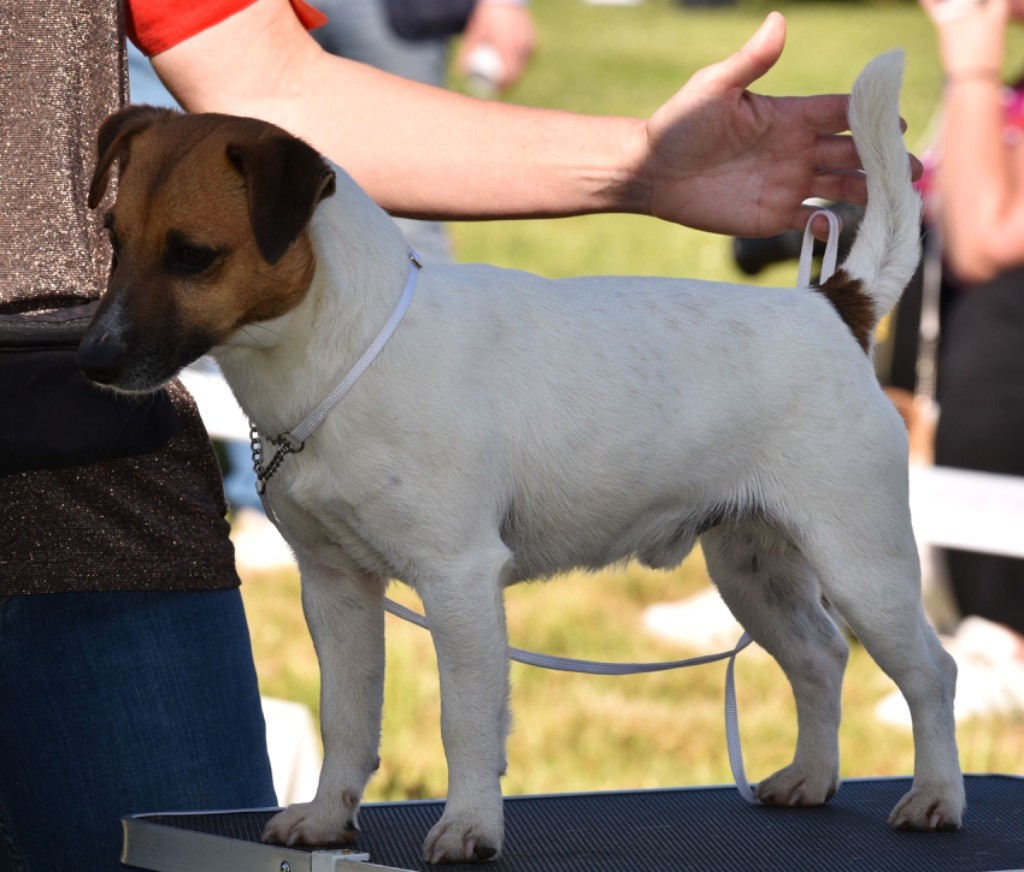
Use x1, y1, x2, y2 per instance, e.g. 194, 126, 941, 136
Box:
266, 483, 400, 581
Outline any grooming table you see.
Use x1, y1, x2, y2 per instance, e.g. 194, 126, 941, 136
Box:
123, 775, 1024, 872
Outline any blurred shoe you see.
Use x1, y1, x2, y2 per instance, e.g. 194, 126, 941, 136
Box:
231, 507, 296, 572
950, 616, 1024, 663
643, 587, 756, 653
875, 617, 1024, 727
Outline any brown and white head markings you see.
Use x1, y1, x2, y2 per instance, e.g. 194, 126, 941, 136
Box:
78, 106, 335, 392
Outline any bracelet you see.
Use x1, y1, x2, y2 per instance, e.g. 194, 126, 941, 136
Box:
945, 68, 1003, 86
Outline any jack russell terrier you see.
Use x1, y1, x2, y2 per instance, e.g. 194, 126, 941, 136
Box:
80, 51, 963, 863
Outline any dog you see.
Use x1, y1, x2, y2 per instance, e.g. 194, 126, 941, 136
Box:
80, 51, 964, 863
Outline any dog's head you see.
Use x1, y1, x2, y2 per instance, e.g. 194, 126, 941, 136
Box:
78, 106, 336, 392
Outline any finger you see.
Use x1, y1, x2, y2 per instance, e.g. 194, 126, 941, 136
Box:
800, 208, 843, 242
807, 170, 868, 207
909, 152, 924, 182
778, 93, 850, 135
814, 139, 921, 181
703, 12, 786, 93
814, 134, 861, 172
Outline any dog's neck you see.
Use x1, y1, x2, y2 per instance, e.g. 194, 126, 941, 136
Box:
212, 168, 411, 436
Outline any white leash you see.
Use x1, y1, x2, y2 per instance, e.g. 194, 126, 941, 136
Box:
796, 208, 841, 288
384, 597, 758, 803
291, 250, 423, 445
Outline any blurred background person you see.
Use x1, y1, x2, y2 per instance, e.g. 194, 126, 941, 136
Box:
308, 0, 536, 262
877, 0, 1024, 724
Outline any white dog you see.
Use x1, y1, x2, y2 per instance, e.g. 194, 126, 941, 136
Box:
80, 51, 963, 863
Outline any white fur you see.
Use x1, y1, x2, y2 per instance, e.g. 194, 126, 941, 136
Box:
214, 53, 964, 861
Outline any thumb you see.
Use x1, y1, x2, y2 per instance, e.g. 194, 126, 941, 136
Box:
705, 11, 786, 93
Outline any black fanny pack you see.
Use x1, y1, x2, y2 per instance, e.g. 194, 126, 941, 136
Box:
383, 0, 475, 41
0, 302, 179, 477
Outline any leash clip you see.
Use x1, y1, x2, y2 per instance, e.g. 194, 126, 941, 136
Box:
250, 425, 304, 495
271, 431, 306, 454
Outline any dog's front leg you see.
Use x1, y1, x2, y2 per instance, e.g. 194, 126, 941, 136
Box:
262, 559, 386, 847
418, 544, 512, 864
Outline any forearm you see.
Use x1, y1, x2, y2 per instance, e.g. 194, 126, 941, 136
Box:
151, 5, 862, 238
153, 0, 648, 220
938, 75, 1011, 280
278, 56, 650, 220
929, 2, 1023, 280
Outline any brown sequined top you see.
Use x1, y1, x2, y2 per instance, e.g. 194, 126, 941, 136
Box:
0, 1, 239, 593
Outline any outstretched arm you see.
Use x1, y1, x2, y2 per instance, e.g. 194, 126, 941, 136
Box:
153, 1, 862, 236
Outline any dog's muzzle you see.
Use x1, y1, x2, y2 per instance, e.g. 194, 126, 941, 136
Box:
77, 328, 130, 385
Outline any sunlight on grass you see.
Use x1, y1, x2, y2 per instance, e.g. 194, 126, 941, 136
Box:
239, 0, 1024, 807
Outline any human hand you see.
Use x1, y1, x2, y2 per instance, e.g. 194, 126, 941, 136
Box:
919, 0, 1008, 77
631, 13, 877, 238
457, 0, 537, 92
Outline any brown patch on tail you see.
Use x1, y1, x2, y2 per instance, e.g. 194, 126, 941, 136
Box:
816, 268, 875, 352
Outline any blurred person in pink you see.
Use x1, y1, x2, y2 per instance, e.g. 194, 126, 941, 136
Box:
878, 0, 1024, 725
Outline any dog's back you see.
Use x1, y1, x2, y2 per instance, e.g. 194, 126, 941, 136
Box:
816, 51, 921, 352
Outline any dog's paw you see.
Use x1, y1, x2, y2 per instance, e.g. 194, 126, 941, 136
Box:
756, 764, 839, 807
888, 781, 965, 831
261, 800, 358, 848
422, 810, 503, 864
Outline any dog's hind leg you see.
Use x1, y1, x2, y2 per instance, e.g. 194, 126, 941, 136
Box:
796, 493, 965, 831
262, 559, 387, 848
415, 540, 514, 864
701, 523, 848, 807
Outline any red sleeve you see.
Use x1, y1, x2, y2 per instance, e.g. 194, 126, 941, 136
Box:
126, 0, 328, 57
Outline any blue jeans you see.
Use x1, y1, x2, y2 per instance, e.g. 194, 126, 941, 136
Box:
0, 589, 276, 872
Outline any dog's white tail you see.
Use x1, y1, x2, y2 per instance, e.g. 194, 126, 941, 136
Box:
818, 51, 921, 351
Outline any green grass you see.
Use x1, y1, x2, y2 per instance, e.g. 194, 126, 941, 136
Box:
243, 553, 1024, 803
240, 0, 1024, 805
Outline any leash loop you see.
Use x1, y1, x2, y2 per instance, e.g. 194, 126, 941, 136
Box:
797, 208, 841, 288
384, 597, 759, 804
725, 632, 758, 804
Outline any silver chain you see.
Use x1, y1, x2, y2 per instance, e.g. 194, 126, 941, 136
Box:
249, 423, 304, 495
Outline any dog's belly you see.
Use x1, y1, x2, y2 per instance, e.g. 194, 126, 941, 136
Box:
504, 516, 699, 581
498, 486, 743, 583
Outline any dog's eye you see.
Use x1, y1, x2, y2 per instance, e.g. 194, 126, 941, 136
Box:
174, 244, 216, 273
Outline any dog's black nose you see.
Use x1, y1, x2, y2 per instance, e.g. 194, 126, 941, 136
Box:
77, 330, 128, 384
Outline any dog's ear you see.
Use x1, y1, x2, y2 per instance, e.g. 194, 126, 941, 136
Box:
226, 133, 336, 265
88, 106, 176, 210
